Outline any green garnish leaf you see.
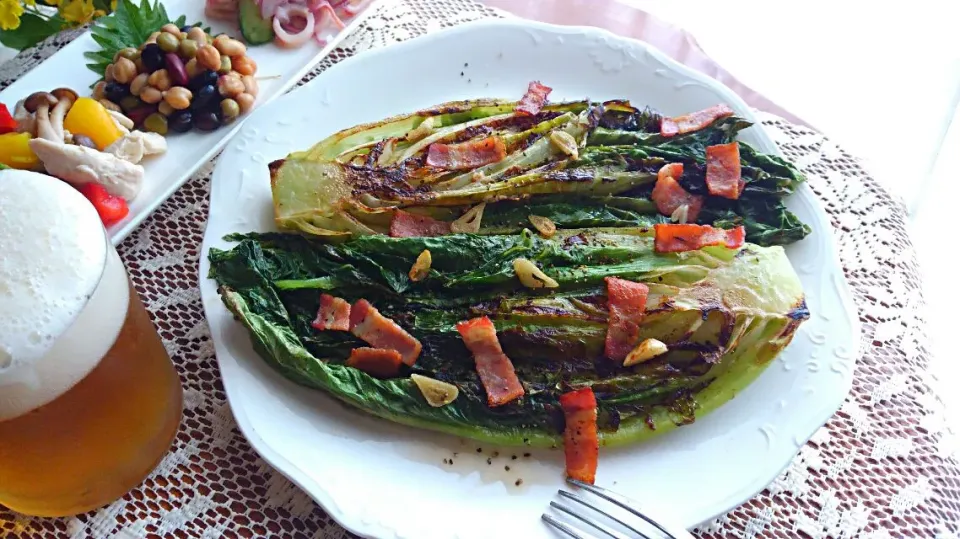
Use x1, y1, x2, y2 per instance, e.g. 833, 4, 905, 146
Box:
83, 0, 205, 81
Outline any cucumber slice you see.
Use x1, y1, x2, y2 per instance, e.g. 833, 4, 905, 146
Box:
239, 0, 275, 45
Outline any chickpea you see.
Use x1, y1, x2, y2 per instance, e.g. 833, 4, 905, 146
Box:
241, 74, 259, 97
185, 58, 202, 79
163, 87, 192, 110
114, 47, 138, 62
104, 63, 115, 82
145, 31, 160, 44
139, 86, 163, 104
186, 26, 206, 44
235, 92, 255, 114
147, 69, 172, 92
160, 23, 182, 38
158, 101, 175, 117
134, 57, 145, 74
217, 73, 245, 98
113, 57, 137, 84
157, 32, 180, 53
98, 98, 122, 112
196, 45, 221, 71
214, 37, 246, 57
232, 55, 257, 76
130, 73, 149, 96
92, 80, 107, 100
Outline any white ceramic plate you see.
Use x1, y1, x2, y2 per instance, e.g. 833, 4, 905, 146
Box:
0, 0, 388, 246
199, 19, 860, 538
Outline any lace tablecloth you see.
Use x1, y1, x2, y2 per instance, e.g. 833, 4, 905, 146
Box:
1, 1, 957, 537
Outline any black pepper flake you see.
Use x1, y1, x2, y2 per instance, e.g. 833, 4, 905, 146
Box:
523, 453, 531, 458
464, 62, 468, 67
443, 458, 449, 464
511, 455, 517, 460
505, 466, 510, 471
476, 448, 482, 453
486, 458, 492, 465
492, 451, 499, 457
460, 71, 464, 77
448, 460, 454, 466
515, 479, 523, 486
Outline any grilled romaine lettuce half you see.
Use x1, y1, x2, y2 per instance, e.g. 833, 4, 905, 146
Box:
208, 228, 809, 447
270, 98, 811, 246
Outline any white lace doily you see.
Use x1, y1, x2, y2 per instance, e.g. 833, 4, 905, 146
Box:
1, 1, 957, 537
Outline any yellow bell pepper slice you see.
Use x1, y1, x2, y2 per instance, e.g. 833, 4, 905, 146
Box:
0, 132, 39, 170
63, 97, 124, 150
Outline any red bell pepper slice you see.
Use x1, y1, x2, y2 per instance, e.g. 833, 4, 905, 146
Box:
0, 104, 18, 134
78, 183, 129, 226
559, 387, 599, 484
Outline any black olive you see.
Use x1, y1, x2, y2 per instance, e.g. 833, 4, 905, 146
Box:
168, 110, 193, 133
140, 43, 165, 72
187, 70, 219, 92
191, 84, 217, 111
104, 82, 129, 102
193, 111, 221, 132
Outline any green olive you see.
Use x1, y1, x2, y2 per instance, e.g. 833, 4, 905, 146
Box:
157, 32, 180, 53
120, 95, 142, 112
178, 38, 198, 59
144, 112, 168, 136
217, 55, 232, 75
220, 98, 240, 122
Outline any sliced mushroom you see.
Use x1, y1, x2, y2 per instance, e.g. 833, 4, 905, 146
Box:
12, 99, 35, 136
48, 89, 77, 142
24, 92, 59, 142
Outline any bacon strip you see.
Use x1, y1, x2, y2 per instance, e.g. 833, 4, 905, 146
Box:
660, 104, 735, 138
345, 347, 403, 379
653, 224, 746, 253
389, 210, 451, 238
515, 81, 553, 116
651, 163, 703, 222
349, 299, 422, 366
311, 294, 351, 331
705, 142, 743, 200
559, 387, 599, 484
426, 136, 507, 171
604, 277, 649, 362
456, 316, 525, 407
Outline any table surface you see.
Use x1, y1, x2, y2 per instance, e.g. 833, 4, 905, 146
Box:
0, 0, 957, 538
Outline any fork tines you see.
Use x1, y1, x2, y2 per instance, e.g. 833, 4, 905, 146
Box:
541, 478, 692, 539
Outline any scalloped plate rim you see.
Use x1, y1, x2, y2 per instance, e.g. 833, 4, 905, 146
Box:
200, 18, 861, 538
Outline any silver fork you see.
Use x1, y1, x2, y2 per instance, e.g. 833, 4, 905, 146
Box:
542, 478, 695, 539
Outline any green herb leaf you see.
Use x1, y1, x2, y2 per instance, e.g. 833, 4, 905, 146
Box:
83, 0, 205, 80
0, 13, 65, 51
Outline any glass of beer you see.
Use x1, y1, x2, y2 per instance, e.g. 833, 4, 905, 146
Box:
0, 170, 184, 517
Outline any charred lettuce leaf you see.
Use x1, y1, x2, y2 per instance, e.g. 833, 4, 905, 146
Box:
270, 98, 810, 246
209, 228, 808, 447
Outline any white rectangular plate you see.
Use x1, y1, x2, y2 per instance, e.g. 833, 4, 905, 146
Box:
199, 19, 861, 539
0, 0, 389, 245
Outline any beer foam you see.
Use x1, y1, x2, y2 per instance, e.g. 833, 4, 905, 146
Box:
0, 171, 127, 421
